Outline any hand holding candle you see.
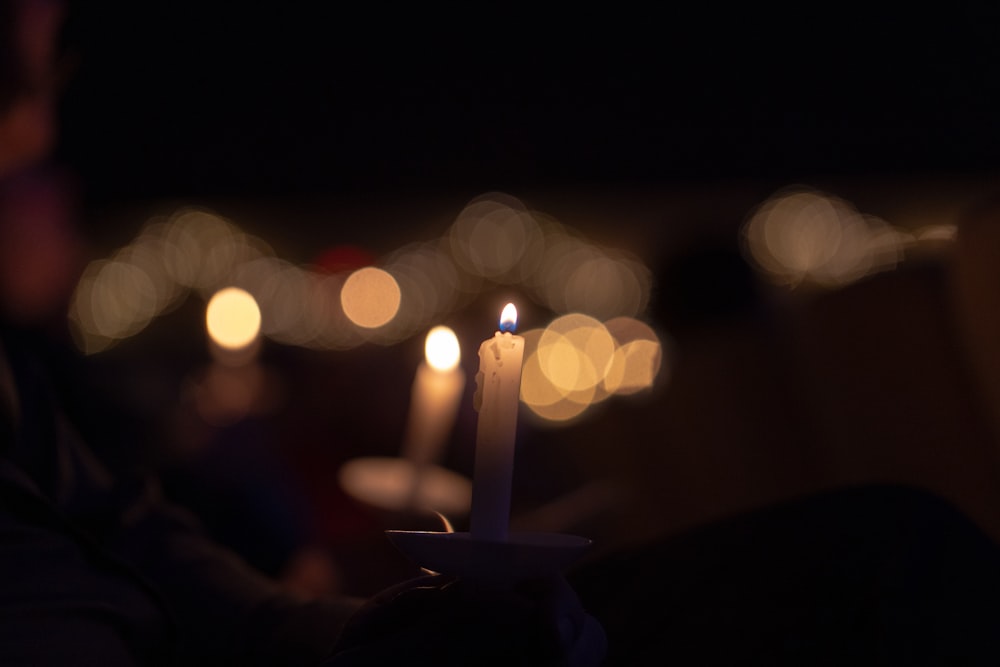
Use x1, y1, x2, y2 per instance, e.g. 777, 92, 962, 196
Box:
387, 301, 592, 583
471, 302, 525, 542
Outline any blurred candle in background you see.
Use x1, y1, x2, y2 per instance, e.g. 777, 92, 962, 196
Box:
403, 326, 465, 502
205, 286, 262, 365
471, 303, 525, 541
198, 286, 267, 425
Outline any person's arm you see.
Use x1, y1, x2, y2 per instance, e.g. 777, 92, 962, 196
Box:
107, 476, 364, 666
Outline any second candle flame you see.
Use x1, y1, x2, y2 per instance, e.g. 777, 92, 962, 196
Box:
425, 326, 461, 372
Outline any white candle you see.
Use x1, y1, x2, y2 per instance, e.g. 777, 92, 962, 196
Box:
471, 303, 525, 541
402, 326, 465, 504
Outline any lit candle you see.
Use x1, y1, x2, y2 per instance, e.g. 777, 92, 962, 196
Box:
402, 326, 465, 504
205, 286, 262, 366
471, 302, 525, 541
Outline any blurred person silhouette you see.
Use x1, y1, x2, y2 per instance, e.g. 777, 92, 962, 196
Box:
0, 2, 606, 665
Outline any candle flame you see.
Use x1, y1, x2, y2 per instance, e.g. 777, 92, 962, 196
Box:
499, 303, 518, 333
425, 326, 461, 372
206, 287, 261, 350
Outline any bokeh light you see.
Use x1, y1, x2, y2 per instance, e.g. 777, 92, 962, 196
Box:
537, 314, 614, 394
448, 193, 543, 282
603, 316, 665, 395
381, 241, 462, 342
69, 257, 159, 353
742, 186, 955, 290
69, 196, 659, 365
425, 325, 461, 372
340, 267, 401, 329
520, 314, 664, 425
445, 194, 651, 320
916, 224, 957, 242
206, 287, 261, 350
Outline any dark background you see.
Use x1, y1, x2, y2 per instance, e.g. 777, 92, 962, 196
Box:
20, 4, 1000, 624
52, 4, 1000, 213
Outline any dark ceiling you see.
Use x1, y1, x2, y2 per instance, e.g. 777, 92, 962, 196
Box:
52, 4, 1000, 211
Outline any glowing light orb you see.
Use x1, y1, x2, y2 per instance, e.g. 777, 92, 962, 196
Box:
340, 267, 401, 329
206, 287, 261, 350
425, 325, 461, 372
